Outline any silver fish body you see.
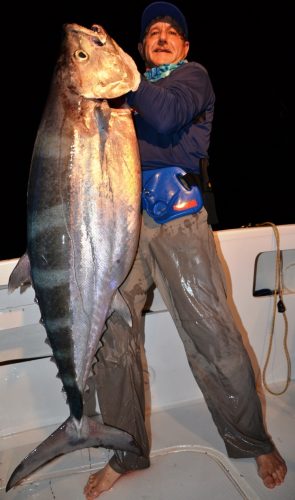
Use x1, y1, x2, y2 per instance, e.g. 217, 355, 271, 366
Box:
7, 23, 141, 490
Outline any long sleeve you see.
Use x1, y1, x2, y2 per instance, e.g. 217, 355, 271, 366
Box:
126, 62, 215, 172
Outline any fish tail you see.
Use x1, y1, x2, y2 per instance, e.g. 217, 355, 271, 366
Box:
6, 415, 141, 491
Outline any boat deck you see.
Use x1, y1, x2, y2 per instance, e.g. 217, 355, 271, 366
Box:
1, 225, 294, 499
1, 380, 294, 500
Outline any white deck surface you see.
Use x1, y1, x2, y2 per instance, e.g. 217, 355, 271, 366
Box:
1, 225, 294, 499
1, 381, 294, 500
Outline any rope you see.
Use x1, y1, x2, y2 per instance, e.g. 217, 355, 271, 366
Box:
256, 222, 291, 395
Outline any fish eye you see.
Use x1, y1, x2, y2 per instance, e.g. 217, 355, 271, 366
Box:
74, 50, 89, 60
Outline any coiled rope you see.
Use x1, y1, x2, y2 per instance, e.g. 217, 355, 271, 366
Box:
256, 222, 291, 395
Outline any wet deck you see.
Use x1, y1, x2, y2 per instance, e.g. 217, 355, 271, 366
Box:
1, 381, 294, 500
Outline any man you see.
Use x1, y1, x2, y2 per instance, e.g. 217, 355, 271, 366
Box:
84, 2, 287, 498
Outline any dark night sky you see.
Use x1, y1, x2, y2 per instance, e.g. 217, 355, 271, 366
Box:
2, 1, 294, 260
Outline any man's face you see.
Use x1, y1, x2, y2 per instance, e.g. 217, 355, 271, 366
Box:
138, 21, 189, 68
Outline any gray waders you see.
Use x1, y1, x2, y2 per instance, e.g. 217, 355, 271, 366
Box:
85, 208, 274, 473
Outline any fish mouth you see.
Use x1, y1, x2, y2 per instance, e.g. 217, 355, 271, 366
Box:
64, 23, 107, 46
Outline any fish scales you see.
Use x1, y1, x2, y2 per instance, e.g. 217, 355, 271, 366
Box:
6, 23, 142, 491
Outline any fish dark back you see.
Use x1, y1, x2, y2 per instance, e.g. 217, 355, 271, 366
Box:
27, 91, 83, 419
25, 22, 142, 420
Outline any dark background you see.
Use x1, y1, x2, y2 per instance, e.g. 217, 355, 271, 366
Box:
2, 1, 294, 260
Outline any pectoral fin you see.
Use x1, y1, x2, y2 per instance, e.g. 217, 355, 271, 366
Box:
8, 252, 32, 293
111, 289, 132, 327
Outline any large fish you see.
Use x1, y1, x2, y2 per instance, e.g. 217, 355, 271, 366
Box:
6, 23, 142, 491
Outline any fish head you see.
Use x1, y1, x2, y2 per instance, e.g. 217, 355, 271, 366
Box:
62, 23, 138, 99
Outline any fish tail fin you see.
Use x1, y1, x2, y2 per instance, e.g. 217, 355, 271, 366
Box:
6, 415, 141, 491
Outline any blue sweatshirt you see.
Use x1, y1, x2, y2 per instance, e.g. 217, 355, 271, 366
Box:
127, 62, 215, 174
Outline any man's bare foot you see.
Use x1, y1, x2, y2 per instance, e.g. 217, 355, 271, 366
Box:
84, 463, 122, 499
255, 449, 287, 488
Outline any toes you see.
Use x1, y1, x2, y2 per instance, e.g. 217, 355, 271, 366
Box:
263, 475, 276, 489
85, 491, 97, 500
256, 450, 287, 488
84, 486, 96, 499
84, 471, 101, 495
87, 474, 97, 484
278, 463, 287, 481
